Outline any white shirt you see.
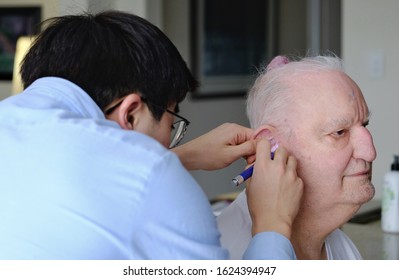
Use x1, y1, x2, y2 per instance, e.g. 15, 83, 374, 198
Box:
0, 77, 296, 260
217, 191, 362, 260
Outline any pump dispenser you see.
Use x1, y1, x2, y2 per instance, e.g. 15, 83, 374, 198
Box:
382, 155, 399, 233
391, 156, 399, 171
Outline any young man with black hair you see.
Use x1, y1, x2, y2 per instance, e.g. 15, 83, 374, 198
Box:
0, 11, 302, 259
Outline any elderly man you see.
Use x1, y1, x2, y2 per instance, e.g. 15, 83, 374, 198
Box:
217, 55, 376, 260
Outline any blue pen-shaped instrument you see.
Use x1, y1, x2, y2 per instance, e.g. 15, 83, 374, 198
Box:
231, 151, 275, 187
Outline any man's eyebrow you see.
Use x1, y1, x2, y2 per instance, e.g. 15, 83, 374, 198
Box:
326, 118, 352, 129
323, 111, 372, 132
319, 118, 347, 134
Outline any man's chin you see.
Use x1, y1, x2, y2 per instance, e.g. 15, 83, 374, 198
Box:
360, 182, 375, 204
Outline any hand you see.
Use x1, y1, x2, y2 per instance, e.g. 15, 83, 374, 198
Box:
172, 123, 256, 171
246, 138, 303, 239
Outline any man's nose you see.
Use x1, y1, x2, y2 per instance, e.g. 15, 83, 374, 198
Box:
353, 127, 377, 162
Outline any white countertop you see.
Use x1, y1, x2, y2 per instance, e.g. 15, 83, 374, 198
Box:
342, 220, 399, 260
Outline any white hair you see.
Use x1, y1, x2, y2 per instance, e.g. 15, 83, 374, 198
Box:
246, 55, 344, 130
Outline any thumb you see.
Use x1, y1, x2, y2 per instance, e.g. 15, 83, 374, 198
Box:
231, 139, 257, 160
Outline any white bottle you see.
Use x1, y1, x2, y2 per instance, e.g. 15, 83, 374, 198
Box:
382, 155, 399, 233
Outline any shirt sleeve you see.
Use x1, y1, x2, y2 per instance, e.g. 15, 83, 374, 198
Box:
243, 232, 297, 260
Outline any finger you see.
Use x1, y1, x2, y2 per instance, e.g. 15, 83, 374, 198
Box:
229, 124, 255, 144
234, 139, 257, 160
222, 140, 256, 167
272, 145, 288, 164
245, 154, 256, 165
286, 155, 298, 173
245, 138, 261, 163
255, 138, 272, 161
252, 139, 273, 173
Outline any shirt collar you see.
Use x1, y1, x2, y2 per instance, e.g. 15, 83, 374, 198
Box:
25, 77, 105, 120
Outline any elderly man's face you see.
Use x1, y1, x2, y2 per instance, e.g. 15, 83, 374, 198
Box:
279, 71, 376, 212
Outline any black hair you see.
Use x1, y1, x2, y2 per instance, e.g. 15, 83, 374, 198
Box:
20, 11, 198, 120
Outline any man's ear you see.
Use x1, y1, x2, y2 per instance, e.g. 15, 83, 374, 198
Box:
116, 93, 143, 130
253, 124, 276, 140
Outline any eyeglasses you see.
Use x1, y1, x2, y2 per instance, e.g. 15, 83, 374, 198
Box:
104, 97, 190, 149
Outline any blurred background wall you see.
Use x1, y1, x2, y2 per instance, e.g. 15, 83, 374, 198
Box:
0, 0, 396, 202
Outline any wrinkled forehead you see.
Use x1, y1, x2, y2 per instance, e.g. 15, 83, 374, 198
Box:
288, 70, 365, 101
284, 71, 369, 125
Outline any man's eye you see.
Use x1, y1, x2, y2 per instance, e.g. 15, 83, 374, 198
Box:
332, 129, 346, 137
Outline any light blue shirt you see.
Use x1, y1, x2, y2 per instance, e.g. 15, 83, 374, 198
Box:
0, 77, 295, 259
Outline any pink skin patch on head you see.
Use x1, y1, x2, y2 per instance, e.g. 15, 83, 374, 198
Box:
266, 55, 290, 72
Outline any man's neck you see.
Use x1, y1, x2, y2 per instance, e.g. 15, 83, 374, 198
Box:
290, 204, 360, 259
